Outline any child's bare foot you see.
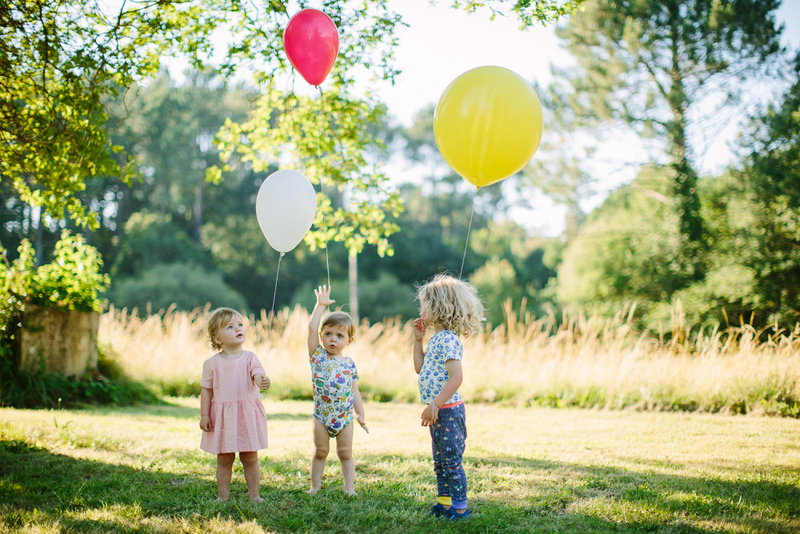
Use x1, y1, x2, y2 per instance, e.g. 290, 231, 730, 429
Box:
249, 495, 264, 504
345, 490, 357, 496
307, 487, 320, 495
213, 497, 228, 503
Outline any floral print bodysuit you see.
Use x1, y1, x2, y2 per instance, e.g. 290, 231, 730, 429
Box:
310, 345, 360, 437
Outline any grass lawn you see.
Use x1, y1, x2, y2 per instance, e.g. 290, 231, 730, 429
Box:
1, 399, 799, 533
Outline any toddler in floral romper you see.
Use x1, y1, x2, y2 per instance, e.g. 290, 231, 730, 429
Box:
306, 285, 368, 495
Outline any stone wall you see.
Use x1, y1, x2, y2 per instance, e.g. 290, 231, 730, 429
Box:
17, 304, 99, 377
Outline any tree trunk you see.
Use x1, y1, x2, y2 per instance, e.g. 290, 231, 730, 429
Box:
16, 304, 99, 377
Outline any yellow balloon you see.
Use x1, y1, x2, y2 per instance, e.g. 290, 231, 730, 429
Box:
433, 66, 543, 188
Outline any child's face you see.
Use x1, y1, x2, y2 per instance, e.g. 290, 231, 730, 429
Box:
214, 316, 245, 350
320, 324, 351, 356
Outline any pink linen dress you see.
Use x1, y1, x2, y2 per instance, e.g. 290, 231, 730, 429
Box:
200, 350, 269, 454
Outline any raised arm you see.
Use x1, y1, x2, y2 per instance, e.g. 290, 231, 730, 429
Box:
412, 317, 427, 374
308, 285, 335, 354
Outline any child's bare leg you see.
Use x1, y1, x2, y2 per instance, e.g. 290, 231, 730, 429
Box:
239, 451, 263, 503
216, 452, 236, 501
308, 419, 330, 495
336, 423, 356, 495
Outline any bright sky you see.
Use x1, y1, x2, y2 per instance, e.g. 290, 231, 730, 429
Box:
384, 1, 800, 126
382, 1, 566, 127
377, 0, 800, 236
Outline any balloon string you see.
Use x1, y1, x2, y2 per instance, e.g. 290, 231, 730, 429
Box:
459, 189, 478, 279
316, 85, 331, 287
269, 252, 284, 331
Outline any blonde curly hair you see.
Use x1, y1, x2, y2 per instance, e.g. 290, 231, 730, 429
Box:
416, 273, 485, 338
207, 307, 244, 351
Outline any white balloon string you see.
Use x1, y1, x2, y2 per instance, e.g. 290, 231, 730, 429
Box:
316, 85, 331, 287
459, 189, 478, 279
269, 252, 284, 331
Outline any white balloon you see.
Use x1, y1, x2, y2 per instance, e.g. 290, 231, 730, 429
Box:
255, 169, 317, 253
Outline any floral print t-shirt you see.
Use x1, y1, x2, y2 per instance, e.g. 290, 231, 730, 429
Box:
418, 329, 463, 405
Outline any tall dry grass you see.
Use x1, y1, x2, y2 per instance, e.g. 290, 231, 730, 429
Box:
99, 302, 800, 416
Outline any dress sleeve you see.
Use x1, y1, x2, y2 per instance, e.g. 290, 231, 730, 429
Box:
248, 352, 266, 377
349, 359, 359, 382
201, 358, 214, 389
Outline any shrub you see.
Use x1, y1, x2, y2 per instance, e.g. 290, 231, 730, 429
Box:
0, 232, 159, 409
111, 212, 213, 278
0, 231, 110, 331
0, 344, 160, 408
108, 262, 247, 314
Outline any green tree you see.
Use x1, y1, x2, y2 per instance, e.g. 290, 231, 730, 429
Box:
201, 209, 330, 314
557, 165, 692, 324
553, 0, 785, 276
356, 182, 489, 284
2, 0, 584, 320
521, 82, 593, 240
110, 212, 213, 279
2, 0, 582, 234
556, 141, 800, 331
106, 70, 253, 242
213, 80, 405, 258
470, 257, 521, 326
290, 271, 418, 323
1, 231, 109, 314
704, 54, 800, 327
0, 0, 225, 227
108, 262, 246, 314
471, 219, 560, 316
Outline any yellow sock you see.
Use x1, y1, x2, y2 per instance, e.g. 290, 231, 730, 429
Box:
437, 496, 452, 506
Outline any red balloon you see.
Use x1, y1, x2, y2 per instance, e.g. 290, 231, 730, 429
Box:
283, 9, 339, 87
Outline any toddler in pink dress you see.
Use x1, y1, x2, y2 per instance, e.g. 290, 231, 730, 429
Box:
200, 307, 270, 503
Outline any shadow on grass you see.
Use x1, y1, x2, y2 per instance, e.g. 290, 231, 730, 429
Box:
1, 442, 798, 533
90, 399, 311, 423
464, 454, 800, 533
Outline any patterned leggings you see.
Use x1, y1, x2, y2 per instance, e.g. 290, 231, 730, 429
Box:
430, 403, 467, 509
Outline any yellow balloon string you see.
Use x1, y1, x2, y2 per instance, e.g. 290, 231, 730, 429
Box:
459, 188, 479, 279
315, 85, 331, 288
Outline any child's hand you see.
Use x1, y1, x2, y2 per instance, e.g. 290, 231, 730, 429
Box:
315, 285, 335, 307
200, 415, 212, 432
420, 402, 438, 427
254, 373, 271, 391
413, 318, 427, 341
357, 413, 369, 433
